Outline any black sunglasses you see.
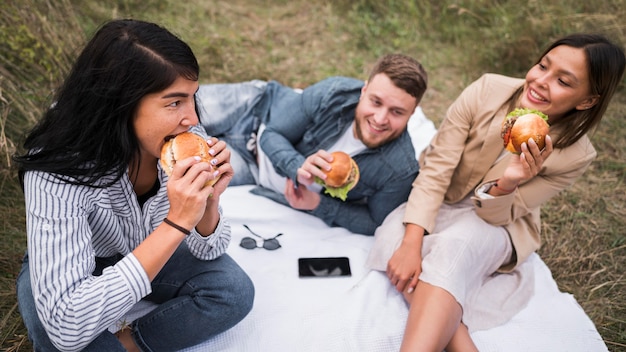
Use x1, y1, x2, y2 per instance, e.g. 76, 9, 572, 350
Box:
240, 224, 283, 250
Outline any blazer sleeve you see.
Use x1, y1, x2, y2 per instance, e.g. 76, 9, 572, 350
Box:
472, 135, 597, 270
474, 140, 596, 225
403, 75, 485, 231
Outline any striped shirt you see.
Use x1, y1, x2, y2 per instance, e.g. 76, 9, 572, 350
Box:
23, 162, 230, 351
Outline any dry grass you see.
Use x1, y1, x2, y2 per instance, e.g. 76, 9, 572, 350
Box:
1, 0, 625, 350
539, 94, 626, 350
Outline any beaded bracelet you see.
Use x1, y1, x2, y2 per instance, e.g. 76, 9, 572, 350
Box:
163, 218, 191, 236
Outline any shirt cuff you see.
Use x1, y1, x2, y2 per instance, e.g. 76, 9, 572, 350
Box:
476, 182, 496, 200
190, 205, 225, 245
116, 253, 151, 301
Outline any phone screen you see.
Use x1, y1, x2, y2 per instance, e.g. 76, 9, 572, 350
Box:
298, 257, 351, 278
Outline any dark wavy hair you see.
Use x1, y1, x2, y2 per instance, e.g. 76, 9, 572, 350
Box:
14, 19, 199, 187
509, 33, 625, 148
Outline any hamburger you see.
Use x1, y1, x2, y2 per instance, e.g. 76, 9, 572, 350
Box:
160, 132, 220, 187
501, 108, 550, 154
315, 151, 360, 201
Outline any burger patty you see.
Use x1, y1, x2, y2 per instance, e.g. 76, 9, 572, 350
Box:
345, 164, 358, 186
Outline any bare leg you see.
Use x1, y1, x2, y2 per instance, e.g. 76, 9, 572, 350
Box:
399, 281, 462, 352
446, 322, 478, 352
116, 328, 140, 352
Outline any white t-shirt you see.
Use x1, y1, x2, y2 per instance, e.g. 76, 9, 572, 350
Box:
257, 122, 367, 194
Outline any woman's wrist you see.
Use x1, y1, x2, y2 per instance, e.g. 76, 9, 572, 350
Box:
402, 224, 425, 248
163, 218, 191, 235
492, 179, 518, 194
195, 205, 220, 237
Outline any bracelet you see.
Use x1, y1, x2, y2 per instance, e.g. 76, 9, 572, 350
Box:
163, 218, 191, 236
493, 181, 518, 193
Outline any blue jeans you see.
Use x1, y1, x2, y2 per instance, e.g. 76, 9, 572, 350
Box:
197, 80, 268, 186
17, 243, 254, 351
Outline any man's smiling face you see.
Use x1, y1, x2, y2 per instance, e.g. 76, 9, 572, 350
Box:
353, 73, 417, 148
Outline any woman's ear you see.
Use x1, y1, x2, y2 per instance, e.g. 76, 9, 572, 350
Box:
576, 95, 600, 110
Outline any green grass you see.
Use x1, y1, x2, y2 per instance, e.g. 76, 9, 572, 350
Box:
2, 0, 625, 350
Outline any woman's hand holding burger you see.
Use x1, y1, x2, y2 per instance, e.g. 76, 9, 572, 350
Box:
501, 134, 553, 188
203, 137, 234, 200
493, 109, 554, 195
160, 132, 233, 235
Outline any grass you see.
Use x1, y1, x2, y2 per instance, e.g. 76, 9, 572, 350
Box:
1, 0, 625, 350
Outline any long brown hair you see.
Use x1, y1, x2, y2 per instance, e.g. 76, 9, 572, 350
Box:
510, 34, 625, 148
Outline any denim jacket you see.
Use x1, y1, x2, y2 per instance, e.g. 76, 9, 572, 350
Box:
253, 77, 419, 235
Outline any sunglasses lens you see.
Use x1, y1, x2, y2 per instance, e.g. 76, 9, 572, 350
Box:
263, 239, 281, 250
240, 237, 258, 249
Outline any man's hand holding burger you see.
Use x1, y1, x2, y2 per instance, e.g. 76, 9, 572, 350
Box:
295, 149, 335, 186
286, 150, 360, 209
285, 150, 334, 211
310, 151, 360, 201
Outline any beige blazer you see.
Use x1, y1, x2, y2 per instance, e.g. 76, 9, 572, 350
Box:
404, 74, 596, 271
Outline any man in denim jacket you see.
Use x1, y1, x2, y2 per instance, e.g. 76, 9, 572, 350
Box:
198, 54, 427, 235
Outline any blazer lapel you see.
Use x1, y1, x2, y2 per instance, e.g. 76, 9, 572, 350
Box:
471, 105, 511, 183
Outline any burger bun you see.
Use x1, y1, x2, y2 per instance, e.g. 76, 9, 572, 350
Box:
160, 132, 220, 187
502, 110, 550, 154
321, 151, 360, 191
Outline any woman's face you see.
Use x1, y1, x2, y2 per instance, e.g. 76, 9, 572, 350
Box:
521, 45, 599, 123
133, 76, 200, 160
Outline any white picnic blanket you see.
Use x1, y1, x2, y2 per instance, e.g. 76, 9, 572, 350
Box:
112, 108, 607, 351
115, 185, 606, 351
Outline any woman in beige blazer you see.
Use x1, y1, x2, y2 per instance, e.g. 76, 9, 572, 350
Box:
384, 34, 625, 351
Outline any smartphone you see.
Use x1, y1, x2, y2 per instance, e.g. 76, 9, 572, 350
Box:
298, 257, 351, 278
